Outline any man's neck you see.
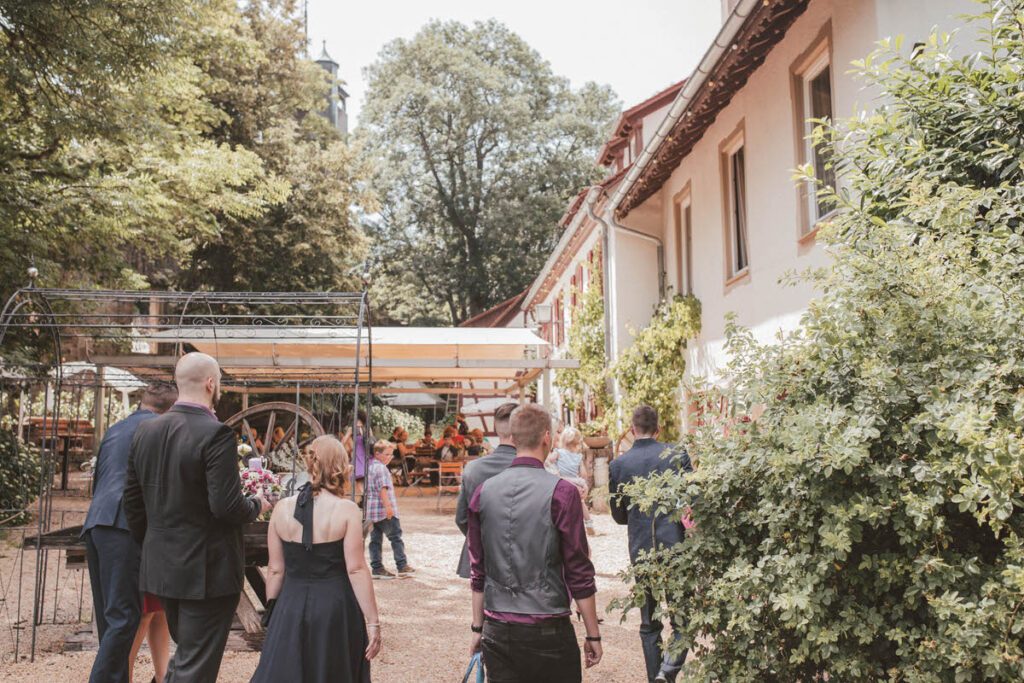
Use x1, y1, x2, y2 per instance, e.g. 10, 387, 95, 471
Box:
634, 433, 656, 440
497, 437, 514, 447
515, 450, 545, 463
177, 394, 212, 410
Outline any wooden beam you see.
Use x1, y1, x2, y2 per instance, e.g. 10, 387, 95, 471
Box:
90, 355, 580, 370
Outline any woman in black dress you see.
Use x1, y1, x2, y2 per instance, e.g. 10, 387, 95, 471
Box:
252, 436, 382, 683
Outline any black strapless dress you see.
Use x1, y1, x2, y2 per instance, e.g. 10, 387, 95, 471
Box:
252, 490, 370, 682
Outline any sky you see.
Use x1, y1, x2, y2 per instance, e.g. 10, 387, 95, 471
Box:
306, 0, 724, 127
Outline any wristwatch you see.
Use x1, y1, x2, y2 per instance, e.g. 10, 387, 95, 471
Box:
471, 624, 483, 634
585, 635, 602, 642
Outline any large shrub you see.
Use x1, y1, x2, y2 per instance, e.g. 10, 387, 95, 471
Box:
622, 6, 1024, 680
0, 418, 41, 526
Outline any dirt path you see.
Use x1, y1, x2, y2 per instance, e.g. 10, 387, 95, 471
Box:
0, 492, 647, 682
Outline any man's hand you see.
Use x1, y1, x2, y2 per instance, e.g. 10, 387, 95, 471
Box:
256, 495, 272, 515
584, 639, 603, 668
469, 632, 482, 656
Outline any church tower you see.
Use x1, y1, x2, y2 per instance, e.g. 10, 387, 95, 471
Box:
315, 41, 349, 135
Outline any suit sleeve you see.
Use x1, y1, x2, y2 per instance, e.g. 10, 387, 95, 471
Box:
455, 468, 473, 537
123, 431, 147, 544
205, 425, 259, 525
609, 460, 629, 526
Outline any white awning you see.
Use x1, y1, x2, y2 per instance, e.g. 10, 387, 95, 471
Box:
100, 326, 578, 393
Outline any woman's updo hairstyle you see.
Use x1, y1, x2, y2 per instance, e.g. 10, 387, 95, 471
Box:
305, 435, 351, 496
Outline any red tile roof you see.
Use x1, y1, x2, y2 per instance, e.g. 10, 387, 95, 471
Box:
598, 79, 687, 167
458, 290, 528, 328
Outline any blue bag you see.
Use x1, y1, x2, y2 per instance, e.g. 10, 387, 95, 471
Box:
461, 652, 485, 683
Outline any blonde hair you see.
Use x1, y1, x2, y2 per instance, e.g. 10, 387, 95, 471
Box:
560, 426, 584, 451
305, 435, 351, 497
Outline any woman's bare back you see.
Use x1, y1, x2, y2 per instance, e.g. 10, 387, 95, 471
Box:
272, 491, 358, 545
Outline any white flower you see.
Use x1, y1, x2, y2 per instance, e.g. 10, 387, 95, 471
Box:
238, 443, 253, 457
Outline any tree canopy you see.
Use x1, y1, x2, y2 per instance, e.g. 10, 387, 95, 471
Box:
621, 4, 1024, 679
0, 0, 370, 294
359, 20, 619, 324
0, 0, 279, 290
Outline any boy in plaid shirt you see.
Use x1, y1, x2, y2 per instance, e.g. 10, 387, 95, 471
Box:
367, 441, 415, 579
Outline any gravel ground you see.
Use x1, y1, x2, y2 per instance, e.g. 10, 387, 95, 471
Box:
0, 489, 649, 682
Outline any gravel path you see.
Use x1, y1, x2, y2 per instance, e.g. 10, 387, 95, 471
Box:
0, 492, 648, 682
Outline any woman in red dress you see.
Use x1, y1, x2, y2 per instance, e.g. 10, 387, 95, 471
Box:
129, 593, 171, 682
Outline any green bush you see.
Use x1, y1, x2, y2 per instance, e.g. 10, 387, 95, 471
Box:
0, 420, 41, 526
620, 6, 1024, 680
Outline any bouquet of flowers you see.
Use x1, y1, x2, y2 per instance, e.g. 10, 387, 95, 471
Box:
239, 463, 281, 521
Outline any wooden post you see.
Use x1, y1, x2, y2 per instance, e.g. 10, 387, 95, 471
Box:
242, 393, 250, 411
92, 368, 105, 444
542, 367, 552, 410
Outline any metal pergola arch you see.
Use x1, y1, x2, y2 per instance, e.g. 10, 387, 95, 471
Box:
0, 283, 374, 660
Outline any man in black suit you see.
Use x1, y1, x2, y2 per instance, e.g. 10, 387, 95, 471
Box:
454, 401, 518, 578
609, 405, 692, 683
123, 352, 270, 683
83, 382, 177, 683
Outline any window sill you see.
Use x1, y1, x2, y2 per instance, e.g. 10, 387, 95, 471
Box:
724, 269, 750, 292
800, 209, 839, 246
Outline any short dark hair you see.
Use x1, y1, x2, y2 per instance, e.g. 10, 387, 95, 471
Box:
140, 382, 178, 413
631, 405, 658, 436
493, 402, 518, 436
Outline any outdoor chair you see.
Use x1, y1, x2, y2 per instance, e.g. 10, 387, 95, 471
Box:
436, 461, 463, 511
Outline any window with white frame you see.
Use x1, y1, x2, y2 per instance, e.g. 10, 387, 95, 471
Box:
674, 191, 693, 296
724, 138, 749, 278
800, 48, 836, 226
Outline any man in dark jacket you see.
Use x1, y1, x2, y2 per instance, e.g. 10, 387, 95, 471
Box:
454, 401, 518, 578
609, 405, 692, 683
123, 352, 269, 683
83, 382, 177, 683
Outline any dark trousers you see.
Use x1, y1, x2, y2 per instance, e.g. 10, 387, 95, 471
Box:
481, 617, 581, 683
368, 517, 408, 571
640, 591, 686, 682
85, 526, 141, 683
161, 593, 238, 683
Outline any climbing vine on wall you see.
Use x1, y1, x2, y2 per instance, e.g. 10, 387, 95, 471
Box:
612, 294, 701, 441
554, 250, 611, 428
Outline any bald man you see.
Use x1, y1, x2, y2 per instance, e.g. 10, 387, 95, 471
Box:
123, 353, 270, 683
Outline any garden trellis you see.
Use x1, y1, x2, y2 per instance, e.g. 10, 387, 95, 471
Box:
0, 281, 373, 661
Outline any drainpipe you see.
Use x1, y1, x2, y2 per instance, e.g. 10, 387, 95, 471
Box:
605, 0, 759, 214
586, 188, 667, 364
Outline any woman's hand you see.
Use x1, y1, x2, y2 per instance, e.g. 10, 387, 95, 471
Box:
365, 623, 382, 660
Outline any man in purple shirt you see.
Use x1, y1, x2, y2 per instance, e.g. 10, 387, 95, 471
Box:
467, 403, 602, 682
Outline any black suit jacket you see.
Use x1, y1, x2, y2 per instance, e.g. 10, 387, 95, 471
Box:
454, 444, 516, 578
609, 438, 692, 564
123, 404, 259, 600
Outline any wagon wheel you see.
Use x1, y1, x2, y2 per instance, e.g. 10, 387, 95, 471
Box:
224, 401, 326, 466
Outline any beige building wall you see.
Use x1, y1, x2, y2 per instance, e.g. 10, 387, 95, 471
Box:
618, 0, 973, 386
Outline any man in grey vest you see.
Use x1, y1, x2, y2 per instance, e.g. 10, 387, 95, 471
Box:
610, 405, 692, 683
467, 403, 603, 682
454, 401, 518, 578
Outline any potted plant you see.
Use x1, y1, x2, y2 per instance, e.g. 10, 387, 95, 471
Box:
581, 419, 611, 449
